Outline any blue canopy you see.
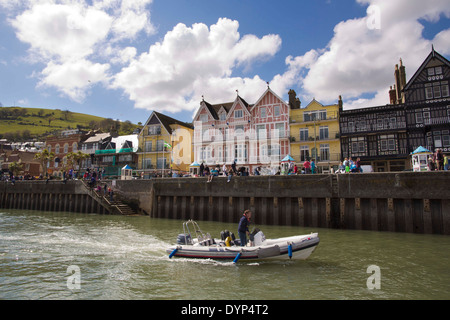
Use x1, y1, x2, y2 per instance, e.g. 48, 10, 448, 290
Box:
190, 161, 200, 167
122, 164, 132, 170
281, 155, 295, 162
411, 146, 431, 155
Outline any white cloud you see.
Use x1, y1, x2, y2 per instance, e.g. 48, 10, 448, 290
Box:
38, 59, 111, 102
2, 0, 449, 115
111, 18, 282, 112
293, 0, 450, 108
3, 0, 153, 102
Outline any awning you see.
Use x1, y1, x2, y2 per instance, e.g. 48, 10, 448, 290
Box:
281, 155, 295, 162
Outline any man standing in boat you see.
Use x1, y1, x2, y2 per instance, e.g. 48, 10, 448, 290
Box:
238, 210, 252, 246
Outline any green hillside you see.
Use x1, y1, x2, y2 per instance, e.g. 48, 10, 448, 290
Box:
0, 106, 139, 140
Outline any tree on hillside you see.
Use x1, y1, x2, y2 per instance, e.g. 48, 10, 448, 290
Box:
62, 110, 72, 121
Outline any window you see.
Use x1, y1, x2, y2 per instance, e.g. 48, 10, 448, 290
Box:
320, 144, 330, 161
64, 143, 69, 153
156, 140, 164, 151
442, 131, 450, 147
389, 118, 397, 129
274, 123, 284, 138
299, 128, 308, 141
351, 137, 366, 154
199, 114, 208, 122
273, 105, 280, 117
219, 112, 226, 121
260, 107, 266, 118
72, 142, 78, 152
423, 111, 431, 124
234, 109, 243, 118
415, 112, 423, 124
434, 85, 442, 99
300, 145, 309, 161
103, 156, 114, 163
234, 144, 247, 162
379, 135, 396, 152
148, 125, 161, 135
157, 157, 167, 169
377, 119, 383, 130
55, 144, 60, 154
442, 82, 449, 97
145, 141, 152, 152
304, 110, 326, 121
143, 159, 152, 169
426, 81, 449, 99
319, 126, 329, 140
257, 125, 266, 139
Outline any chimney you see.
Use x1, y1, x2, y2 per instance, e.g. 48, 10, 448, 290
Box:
389, 86, 397, 104
394, 59, 407, 104
288, 89, 301, 109
399, 58, 406, 103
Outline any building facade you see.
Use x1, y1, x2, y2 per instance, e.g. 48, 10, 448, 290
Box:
193, 88, 290, 173
339, 48, 450, 172
403, 48, 450, 155
289, 93, 341, 172
138, 111, 193, 177
45, 133, 85, 177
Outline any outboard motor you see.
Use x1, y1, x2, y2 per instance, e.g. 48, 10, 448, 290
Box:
251, 228, 266, 246
177, 233, 192, 245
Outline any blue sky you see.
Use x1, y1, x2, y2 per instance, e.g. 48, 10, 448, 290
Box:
0, 0, 449, 125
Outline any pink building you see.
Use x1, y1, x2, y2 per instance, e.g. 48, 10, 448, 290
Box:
193, 88, 290, 173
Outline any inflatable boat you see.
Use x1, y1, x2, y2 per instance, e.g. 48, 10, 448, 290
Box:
166, 220, 319, 262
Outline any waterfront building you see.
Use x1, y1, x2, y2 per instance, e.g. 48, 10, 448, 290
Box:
289, 91, 341, 173
339, 47, 450, 172
93, 134, 139, 178
402, 47, 450, 154
45, 132, 86, 177
192, 87, 290, 173
79, 131, 112, 168
138, 111, 194, 177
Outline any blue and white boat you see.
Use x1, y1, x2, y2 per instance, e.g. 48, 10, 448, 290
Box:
167, 220, 319, 262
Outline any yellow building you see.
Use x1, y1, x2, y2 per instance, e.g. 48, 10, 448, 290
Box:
289, 98, 341, 172
138, 111, 194, 177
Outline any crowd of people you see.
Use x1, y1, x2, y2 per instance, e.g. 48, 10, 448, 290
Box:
428, 149, 448, 171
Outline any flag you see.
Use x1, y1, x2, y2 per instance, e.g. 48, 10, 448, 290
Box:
164, 141, 172, 149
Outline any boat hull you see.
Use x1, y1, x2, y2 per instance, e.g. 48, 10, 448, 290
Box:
167, 233, 319, 261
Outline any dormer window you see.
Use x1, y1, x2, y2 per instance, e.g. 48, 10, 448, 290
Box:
200, 114, 208, 122
234, 110, 243, 118
219, 112, 226, 121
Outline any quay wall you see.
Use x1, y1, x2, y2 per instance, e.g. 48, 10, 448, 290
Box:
1, 172, 449, 235
0, 180, 110, 214
114, 172, 450, 235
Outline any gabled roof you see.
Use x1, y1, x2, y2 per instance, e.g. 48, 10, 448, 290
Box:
142, 111, 193, 136
250, 87, 288, 111
403, 47, 450, 92
226, 95, 253, 120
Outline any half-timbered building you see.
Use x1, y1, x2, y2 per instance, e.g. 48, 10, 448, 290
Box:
339, 47, 450, 172
403, 47, 450, 154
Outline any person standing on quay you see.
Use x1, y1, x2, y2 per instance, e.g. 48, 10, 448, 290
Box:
238, 210, 252, 246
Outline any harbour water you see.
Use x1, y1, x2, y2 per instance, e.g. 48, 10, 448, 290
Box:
1, 209, 449, 300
